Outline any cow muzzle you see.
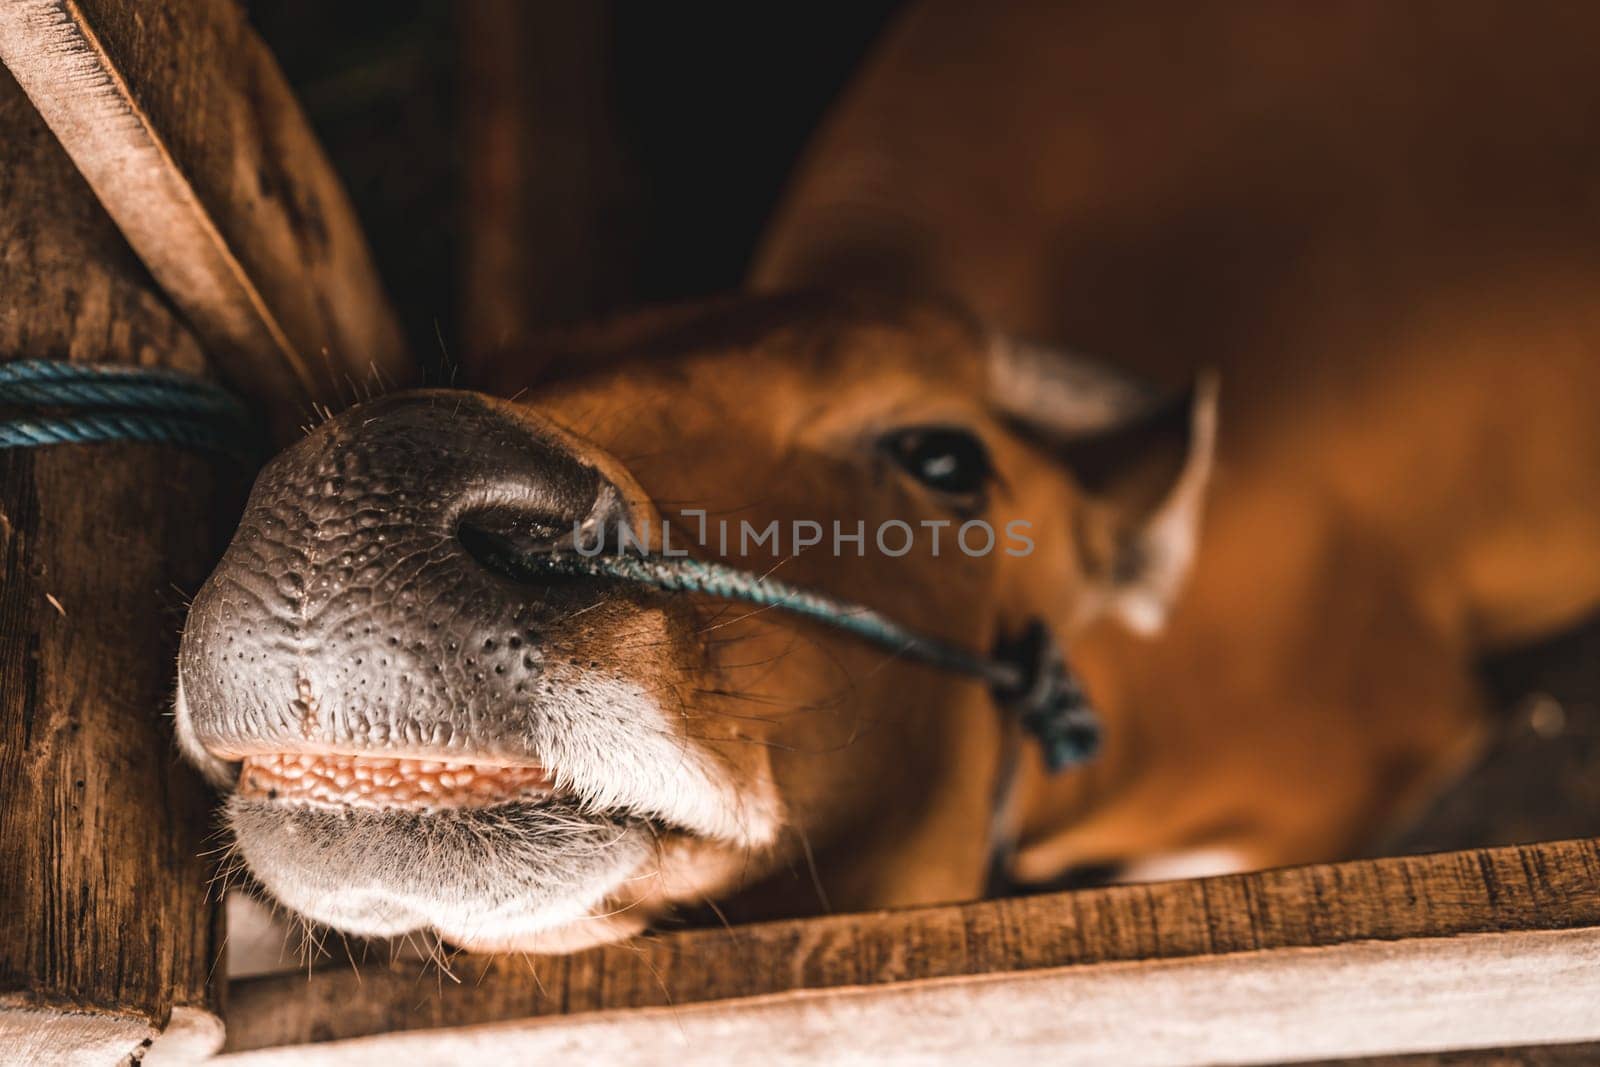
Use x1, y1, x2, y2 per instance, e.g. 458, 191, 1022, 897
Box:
176, 391, 767, 944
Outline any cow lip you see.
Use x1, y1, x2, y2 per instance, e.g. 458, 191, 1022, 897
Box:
179, 677, 778, 847
231, 751, 562, 813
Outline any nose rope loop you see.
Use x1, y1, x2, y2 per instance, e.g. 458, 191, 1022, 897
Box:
513, 552, 1102, 773
0, 360, 257, 460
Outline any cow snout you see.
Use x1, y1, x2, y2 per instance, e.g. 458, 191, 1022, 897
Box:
173, 391, 741, 942
177, 390, 650, 781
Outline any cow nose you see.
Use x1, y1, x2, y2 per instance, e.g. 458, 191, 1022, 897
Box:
176, 390, 653, 763
325, 391, 642, 569
293, 390, 636, 558
444, 428, 634, 571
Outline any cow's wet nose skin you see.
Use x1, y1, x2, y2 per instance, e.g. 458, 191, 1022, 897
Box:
329, 391, 633, 556
178, 390, 649, 767
174, 391, 737, 941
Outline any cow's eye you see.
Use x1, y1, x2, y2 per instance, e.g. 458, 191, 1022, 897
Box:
881, 427, 994, 504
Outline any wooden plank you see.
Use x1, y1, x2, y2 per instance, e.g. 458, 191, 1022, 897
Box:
1304, 1039, 1600, 1065
0, 64, 223, 1063
222, 837, 1600, 1060
0, 1003, 154, 1066
0, 0, 414, 434
457, 0, 628, 359
221, 927, 1600, 1065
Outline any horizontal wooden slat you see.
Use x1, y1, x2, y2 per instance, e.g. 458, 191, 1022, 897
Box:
0, 1003, 154, 1066
0, 0, 414, 434
1308, 1038, 1600, 1065
221, 837, 1600, 1061
220, 926, 1600, 1065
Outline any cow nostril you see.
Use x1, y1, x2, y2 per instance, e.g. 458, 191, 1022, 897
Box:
457, 505, 568, 551
456, 508, 623, 588
457, 512, 560, 585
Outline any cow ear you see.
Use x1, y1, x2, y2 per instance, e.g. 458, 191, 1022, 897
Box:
988, 338, 1219, 635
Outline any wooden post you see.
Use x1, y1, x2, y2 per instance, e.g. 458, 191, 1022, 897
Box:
0, 0, 415, 437
0, 65, 223, 1063
458, 0, 629, 360
1, 1, 418, 1059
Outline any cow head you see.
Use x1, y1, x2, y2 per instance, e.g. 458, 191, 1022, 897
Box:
176, 292, 1215, 952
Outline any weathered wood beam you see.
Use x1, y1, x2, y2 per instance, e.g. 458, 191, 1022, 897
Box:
0, 0, 414, 435
458, 0, 628, 364
221, 837, 1600, 1063
1308, 1038, 1600, 1065
0, 65, 223, 1064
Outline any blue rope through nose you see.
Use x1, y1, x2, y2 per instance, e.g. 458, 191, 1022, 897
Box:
542, 553, 1017, 684
0, 360, 255, 459
494, 551, 1102, 772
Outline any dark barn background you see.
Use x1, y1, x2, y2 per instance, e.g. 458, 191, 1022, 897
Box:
245, 0, 1600, 860
246, 1, 900, 362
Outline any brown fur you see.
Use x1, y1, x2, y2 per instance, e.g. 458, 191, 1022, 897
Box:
753, 0, 1600, 880
481, 296, 1046, 925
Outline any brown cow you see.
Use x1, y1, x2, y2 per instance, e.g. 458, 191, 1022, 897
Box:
178, 2, 1600, 952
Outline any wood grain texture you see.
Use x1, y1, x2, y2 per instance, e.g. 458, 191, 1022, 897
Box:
458, 0, 630, 360
216, 927, 1600, 1065
0, 1003, 155, 1067
223, 837, 1600, 1058
1307, 1039, 1600, 1065
0, 0, 414, 434
0, 64, 222, 1062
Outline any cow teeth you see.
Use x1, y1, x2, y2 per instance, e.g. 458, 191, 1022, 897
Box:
236, 753, 556, 811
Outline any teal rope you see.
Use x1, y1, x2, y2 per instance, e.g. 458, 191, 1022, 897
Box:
531, 552, 1023, 690
475, 547, 1101, 771
0, 360, 254, 460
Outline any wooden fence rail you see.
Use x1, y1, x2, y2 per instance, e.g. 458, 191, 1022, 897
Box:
218, 837, 1600, 1064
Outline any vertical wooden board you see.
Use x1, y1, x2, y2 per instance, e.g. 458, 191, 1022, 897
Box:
0, 65, 222, 1060
0, 0, 414, 433
458, 0, 631, 362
